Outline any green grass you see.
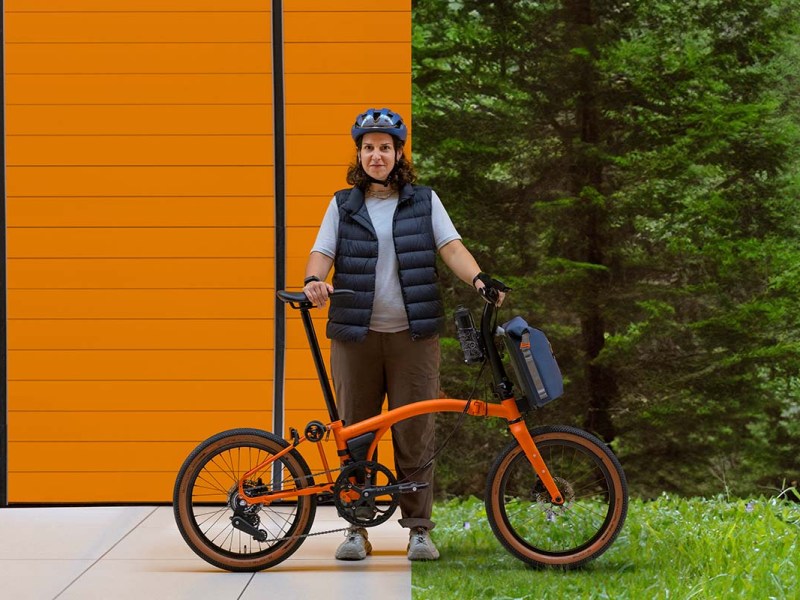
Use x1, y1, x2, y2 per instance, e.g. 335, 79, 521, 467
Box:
412, 495, 799, 599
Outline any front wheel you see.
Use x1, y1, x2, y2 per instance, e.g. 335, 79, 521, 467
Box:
173, 428, 317, 572
485, 425, 628, 569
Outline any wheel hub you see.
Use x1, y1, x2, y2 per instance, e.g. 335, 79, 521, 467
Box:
533, 476, 575, 514
228, 481, 263, 519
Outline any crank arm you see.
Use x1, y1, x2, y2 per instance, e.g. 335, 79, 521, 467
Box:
362, 481, 429, 497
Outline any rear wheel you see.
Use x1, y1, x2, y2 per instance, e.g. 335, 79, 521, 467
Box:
485, 425, 627, 568
173, 428, 316, 572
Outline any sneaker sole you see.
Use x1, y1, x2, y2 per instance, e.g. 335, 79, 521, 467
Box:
407, 549, 440, 561
335, 542, 373, 561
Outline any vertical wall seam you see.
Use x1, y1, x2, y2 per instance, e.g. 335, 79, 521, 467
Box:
1, 0, 9, 507
271, 0, 286, 490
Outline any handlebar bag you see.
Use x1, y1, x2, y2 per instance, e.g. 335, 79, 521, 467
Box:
501, 316, 564, 408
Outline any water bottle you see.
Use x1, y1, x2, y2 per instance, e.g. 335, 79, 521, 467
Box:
454, 305, 484, 364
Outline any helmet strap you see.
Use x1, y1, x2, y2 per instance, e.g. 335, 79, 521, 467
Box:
366, 163, 399, 188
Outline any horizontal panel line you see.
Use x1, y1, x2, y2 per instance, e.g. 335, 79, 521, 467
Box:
10, 410, 271, 413
284, 10, 408, 13
9, 471, 240, 475
6, 41, 271, 45
7, 10, 271, 13
7, 10, 406, 13
283, 39, 409, 42
6, 163, 332, 169
8, 72, 272, 76
8, 134, 274, 138
9, 256, 272, 260
8, 164, 273, 168
7, 103, 272, 106
7, 225, 275, 229
10, 348, 274, 351
9, 410, 280, 415
6, 163, 344, 169
8, 287, 276, 291
8, 72, 398, 76
8, 440, 230, 442
8, 471, 214, 474
285, 102, 409, 106
9, 375, 313, 378
9, 379, 275, 382
7, 317, 282, 321
284, 41, 410, 44
286, 71, 409, 75
286, 103, 410, 106
8, 194, 274, 198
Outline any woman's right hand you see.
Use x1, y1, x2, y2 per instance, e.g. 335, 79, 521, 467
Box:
303, 280, 334, 308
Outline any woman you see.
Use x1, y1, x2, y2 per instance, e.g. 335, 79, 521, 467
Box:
303, 108, 503, 561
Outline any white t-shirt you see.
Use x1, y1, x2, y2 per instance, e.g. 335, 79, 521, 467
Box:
311, 189, 461, 332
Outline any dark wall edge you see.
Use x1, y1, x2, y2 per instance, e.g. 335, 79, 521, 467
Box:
1, 0, 9, 508
271, 0, 286, 491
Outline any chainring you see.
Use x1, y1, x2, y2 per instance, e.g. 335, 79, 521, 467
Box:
333, 460, 400, 527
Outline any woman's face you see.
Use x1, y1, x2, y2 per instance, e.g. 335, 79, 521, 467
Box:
359, 132, 402, 183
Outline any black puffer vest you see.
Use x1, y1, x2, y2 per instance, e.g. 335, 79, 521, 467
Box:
327, 183, 444, 342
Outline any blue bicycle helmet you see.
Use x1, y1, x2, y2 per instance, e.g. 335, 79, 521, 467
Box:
351, 107, 407, 143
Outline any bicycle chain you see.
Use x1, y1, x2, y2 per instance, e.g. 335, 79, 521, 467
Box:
263, 525, 352, 544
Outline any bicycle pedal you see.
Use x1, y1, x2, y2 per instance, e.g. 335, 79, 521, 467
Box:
397, 481, 429, 494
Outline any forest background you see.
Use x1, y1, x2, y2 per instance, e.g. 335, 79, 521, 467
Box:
412, 0, 800, 498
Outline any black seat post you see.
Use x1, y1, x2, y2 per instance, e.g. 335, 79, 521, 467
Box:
299, 307, 340, 423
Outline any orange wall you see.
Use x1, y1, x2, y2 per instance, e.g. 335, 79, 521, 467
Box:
4, 0, 411, 503
281, 0, 411, 475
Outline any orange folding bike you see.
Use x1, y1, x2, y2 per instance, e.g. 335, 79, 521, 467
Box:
173, 288, 628, 572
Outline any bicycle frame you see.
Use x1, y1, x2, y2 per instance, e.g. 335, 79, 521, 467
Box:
238, 291, 565, 506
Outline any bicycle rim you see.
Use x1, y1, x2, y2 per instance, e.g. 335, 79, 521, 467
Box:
173, 429, 316, 572
486, 425, 627, 568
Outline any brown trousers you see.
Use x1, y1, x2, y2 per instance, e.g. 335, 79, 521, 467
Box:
331, 330, 439, 530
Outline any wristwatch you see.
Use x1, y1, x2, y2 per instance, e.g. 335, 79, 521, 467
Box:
303, 275, 321, 286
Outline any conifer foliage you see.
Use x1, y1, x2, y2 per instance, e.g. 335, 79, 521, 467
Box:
414, 0, 800, 496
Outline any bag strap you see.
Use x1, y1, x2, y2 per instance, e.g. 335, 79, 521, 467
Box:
520, 331, 548, 401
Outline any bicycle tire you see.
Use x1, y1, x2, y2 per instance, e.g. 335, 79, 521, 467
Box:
485, 425, 628, 569
173, 428, 317, 572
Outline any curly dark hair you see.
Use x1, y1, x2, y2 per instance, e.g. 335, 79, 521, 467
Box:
346, 137, 418, 191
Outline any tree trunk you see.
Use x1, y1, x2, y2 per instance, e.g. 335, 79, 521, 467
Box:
566, 0, 617, 442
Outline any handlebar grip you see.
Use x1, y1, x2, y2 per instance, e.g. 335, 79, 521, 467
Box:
329, 289, 356, 298
276, 288, 356, 307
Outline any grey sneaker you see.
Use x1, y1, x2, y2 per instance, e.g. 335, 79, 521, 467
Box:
407, 527, 440, 561
335, 527, 372, 561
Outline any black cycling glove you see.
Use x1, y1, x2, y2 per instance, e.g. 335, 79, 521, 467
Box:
473, 272, 511, 303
